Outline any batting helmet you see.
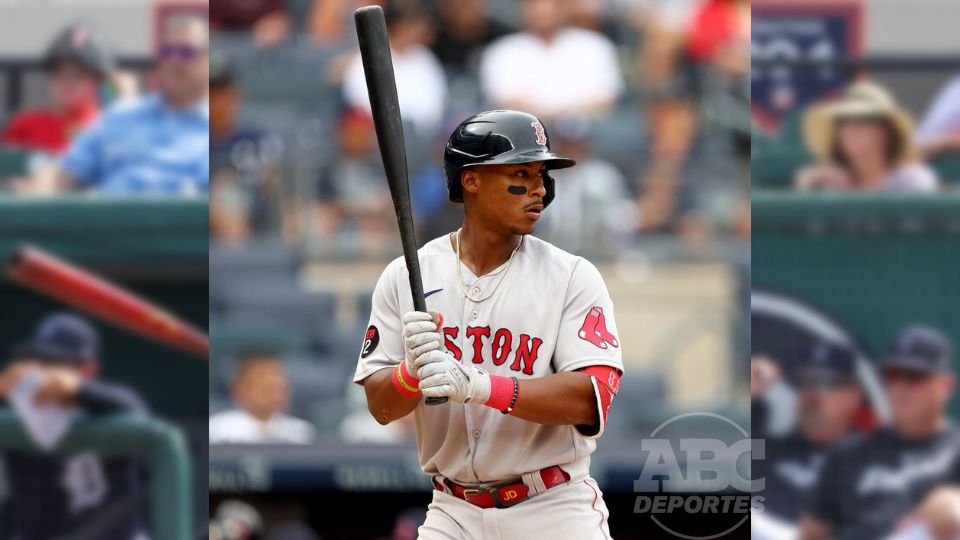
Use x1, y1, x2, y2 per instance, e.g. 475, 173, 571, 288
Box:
443, 110, 576, 207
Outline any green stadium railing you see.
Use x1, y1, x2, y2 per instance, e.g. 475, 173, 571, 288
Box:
0, 197, 208, 270
0, 410, 191, 540
753, 192, 960, 416
0, 147, 29, 178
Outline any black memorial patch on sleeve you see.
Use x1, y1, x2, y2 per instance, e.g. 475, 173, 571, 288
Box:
361, 325, 380, 358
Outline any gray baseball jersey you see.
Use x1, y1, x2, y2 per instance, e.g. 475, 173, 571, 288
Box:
354, 234, 624, 485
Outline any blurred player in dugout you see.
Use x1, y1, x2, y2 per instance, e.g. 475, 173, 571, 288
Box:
0, 313, 149, 540
752, 341, 867, 532
798, 326, 960, 540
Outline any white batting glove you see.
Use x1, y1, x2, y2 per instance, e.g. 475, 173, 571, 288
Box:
402, 311, 443, 373
415, 350, 492, 404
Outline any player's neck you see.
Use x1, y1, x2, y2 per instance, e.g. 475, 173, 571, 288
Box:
455, 222, 522, 277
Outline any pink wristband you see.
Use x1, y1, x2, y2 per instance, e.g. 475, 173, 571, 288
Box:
391, 361, 421, 398
484, 374, 516, 413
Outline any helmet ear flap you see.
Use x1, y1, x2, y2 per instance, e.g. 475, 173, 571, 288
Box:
542, 172, 556, 208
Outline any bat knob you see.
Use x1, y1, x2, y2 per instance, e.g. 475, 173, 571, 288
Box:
425, 396, 448, 406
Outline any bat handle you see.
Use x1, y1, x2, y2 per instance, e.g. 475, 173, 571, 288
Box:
425, 396, 448, 405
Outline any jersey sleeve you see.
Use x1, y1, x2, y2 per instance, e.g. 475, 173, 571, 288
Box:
552, 258, 624, 374
353, 259, 406, 384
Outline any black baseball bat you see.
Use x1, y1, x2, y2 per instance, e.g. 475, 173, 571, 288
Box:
355, 5, 445, 405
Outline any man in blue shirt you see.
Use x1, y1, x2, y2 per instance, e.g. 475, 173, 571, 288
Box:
42, 13, 209, 196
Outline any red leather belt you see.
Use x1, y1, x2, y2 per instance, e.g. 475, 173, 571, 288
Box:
433, 465, 570, 509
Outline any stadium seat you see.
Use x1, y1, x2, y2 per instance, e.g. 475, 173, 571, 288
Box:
751, 111, 815, 190
210, 242, 300, 277
210, 314, 308, 364
930, 152, 960, 187
0, 146, 29, 178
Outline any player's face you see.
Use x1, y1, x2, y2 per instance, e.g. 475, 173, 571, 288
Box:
522, 0, 567, 36
466, 162, 549, 235
235, 361, 291, 419
836, 118, 891, 165
885, 369, 954, 432
796, 382, 861, 444
209, 85, 239, 130
157, 18, 209, 105
48, 63, 98, 111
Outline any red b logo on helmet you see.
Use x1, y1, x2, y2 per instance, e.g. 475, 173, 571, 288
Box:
531, 121, 547, 146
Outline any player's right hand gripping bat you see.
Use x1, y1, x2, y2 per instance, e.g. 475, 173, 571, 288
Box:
354, 5, 445, 404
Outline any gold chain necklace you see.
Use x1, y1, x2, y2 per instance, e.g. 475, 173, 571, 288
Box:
454, 228, 523, 303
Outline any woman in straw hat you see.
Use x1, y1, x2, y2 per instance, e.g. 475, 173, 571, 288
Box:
794, 80, 939, 192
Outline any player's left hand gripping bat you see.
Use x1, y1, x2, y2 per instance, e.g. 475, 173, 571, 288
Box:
355, 5, 445, 404
7, 246, 209, 360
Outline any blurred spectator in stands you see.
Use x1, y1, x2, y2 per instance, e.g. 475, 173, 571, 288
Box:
342, 1, 446, 137
431, 0, 512, 77
315, 107, 396, 257
538, 119, 635, 253
795, 81, 939, 193
210, 53, 282, 246
210, 354, 316, 444
685, 0, 749, 80
1, 23, 112, 156
410, 135, 464, 241
211, 0, 294, 48
479, 0, 623, 121
212, 499, 264, 540
627, 0, 699, 234
23, 13, 210, 196
753, 342, 864, 528
916, 75, 960, 159
633, 0, 749, 236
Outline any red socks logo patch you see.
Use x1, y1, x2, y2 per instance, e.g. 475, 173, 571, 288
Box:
578, 307, 619, 349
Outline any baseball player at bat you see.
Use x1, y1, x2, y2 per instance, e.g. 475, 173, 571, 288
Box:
355, 110, 623, 539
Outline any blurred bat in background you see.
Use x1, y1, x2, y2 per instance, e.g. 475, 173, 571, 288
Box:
7, 246, 208, 360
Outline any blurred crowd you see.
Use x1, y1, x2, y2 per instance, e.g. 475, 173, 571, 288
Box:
0, 12, 210, 197
753, 71, 960, 193
752, 325, 960, 540
208, 0, 751, 255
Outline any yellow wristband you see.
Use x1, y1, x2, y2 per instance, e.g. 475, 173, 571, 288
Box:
396, 362, 420, 394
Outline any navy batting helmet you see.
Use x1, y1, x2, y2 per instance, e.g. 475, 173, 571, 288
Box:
443, 110, 576, 207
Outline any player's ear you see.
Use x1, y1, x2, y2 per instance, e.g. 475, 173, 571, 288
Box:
461, 168, 481, 197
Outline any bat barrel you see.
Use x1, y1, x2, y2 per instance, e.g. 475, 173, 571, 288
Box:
8, 246, 209, 360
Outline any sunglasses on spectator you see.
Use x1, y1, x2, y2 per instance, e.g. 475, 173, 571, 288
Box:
159, 45, 205, 61
883, 368, 933, 385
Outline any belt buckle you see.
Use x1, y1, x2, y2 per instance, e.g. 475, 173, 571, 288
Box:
462, 488, 484, 497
